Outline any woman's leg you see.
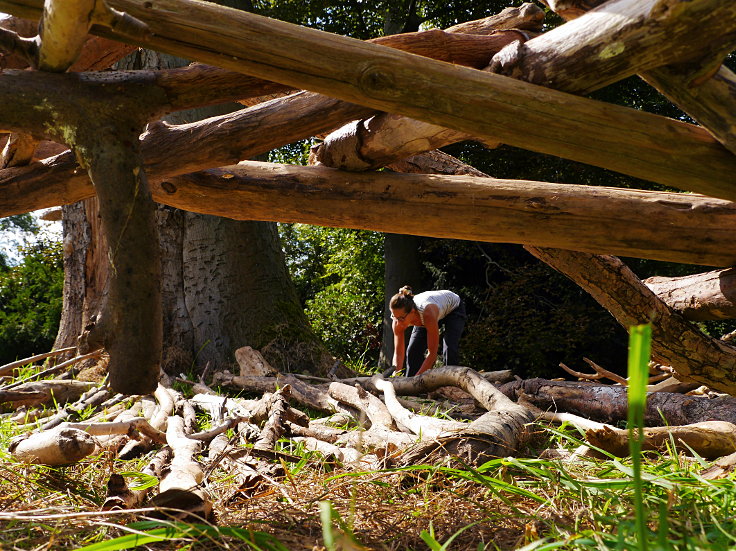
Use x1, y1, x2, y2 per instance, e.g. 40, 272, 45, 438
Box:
441, 302, 466, 366
406, 326, 427, 377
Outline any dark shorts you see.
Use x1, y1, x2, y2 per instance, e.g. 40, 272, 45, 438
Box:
405, 300, 466, 377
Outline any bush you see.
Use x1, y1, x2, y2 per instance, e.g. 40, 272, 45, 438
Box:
0, 239, 64, 364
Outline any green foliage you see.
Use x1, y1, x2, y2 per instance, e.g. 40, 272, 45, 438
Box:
280, 224, 384, 369
0, 239, 64, 364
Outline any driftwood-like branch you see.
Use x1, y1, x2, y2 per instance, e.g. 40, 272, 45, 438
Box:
9, 427, 96, 465
540, 410, 736, 460
558, 359, 627, 385
328, 382, 396, 431
0, 346, 75, 378
0, 380, 96, 408
61, 417, 167, 445
150, 415, 212, 521
213, 371, 339, 412
374, 378, 467, 438
525, 248, 736, 395
4, 349, 102, 388
368, 368, 535, 465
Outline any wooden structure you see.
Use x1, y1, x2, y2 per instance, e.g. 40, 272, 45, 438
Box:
1, 0, 736, 393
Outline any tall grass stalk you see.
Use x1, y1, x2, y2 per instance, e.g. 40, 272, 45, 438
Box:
627, 323, 652, 550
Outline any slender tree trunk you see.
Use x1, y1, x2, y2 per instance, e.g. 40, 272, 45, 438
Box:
380, 234, 424, 367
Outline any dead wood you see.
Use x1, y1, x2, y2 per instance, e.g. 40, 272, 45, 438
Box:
701, 451, 736, 480
0, 346, 76, 378
541, 0, 736, 156
310, 16, 536, 171
559, 360, 627, 385
3, 3, 736, 227
374, 378, 467, 439
328, 382, 396, 431
253, 386, 291, 452
151, 415, 212, 521
647, 377, 701, 394
41, 385, 111, 430
0, 8, 539, 216
525, 248, 736, 394
60, 418, 167, 445
148, 161, 736, 267
102, 446, 172, 510
502, 378, 736, 426
368, 368, 535, 465
9, 427, 96, 465
3, 350, 102, 388
1, 133, 37, 168
288, 421, 417, 451
0, 380, 96, 409
117, 383, 175, 459
235, 346, 276, 377
213, 371, 339, 413
585, 421, 736, 460
644, 269, 736, 322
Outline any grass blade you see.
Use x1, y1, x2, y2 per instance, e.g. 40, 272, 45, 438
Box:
628, 323, 652, 551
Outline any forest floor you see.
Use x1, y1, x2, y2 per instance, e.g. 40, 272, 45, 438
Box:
1, 356, 735, 550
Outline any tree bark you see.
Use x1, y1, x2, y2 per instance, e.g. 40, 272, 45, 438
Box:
502, 378, 736, 426
644, 269, 736, 322
2, 0, 735, 201
585, 421, 736, 460
541, 0, 736, 156
523, 249, 736, 395
150, 161, 736, 267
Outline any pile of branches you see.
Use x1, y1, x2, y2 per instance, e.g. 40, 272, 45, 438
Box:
5, 347, 736, 521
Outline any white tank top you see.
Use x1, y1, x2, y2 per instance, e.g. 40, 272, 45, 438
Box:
415, 290, 460, 324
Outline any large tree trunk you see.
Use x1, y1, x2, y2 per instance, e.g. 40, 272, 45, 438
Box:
54, 44, 335, 376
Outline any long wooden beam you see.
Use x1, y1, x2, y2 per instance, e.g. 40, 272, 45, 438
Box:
542, 0, 736, 155
148, 161, 736, 267
1, 0, 736, 200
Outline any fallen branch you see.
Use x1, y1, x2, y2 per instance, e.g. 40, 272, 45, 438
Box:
9, 427, 96, 465
585, 421, 736, 460
502, 378, 736, 426
0, 346, 76, 378
150, 415, 211, 521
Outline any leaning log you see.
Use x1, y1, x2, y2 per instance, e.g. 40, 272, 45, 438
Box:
541, 0, 736, 157
502, 379, 736, 426
152, 161, 736, 267
3, 0, 736, 205
525, 249, 736, 395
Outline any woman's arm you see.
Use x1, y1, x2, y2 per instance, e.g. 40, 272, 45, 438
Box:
416, 305, 439, 375
392, 319, 405, 374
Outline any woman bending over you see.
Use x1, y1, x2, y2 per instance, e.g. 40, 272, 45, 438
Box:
390, 286, 466, 377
